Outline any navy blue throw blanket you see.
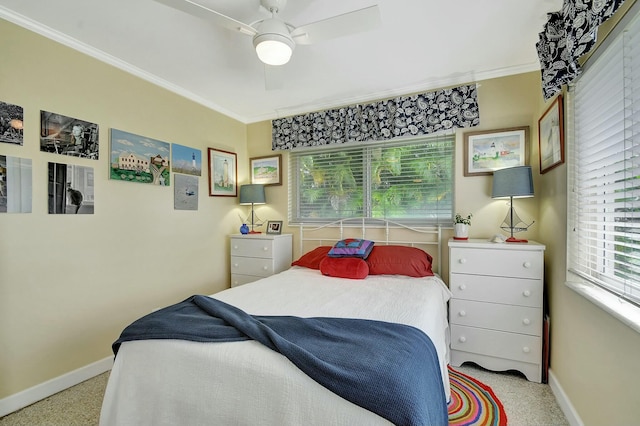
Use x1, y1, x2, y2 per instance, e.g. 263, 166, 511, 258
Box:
113, 295, 448, 426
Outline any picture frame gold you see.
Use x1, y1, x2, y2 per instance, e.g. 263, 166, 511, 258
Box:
463, 126, 530, 176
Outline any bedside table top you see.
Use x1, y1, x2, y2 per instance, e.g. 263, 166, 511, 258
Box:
448, 238, 545, 250
230, 233, 292, 240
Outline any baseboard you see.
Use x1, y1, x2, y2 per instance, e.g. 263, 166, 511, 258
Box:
548, 368, 583, 426
0, 356, 113, 418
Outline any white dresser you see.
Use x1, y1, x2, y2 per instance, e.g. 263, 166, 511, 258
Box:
230, 234, 293, 287
448, 239, 545, 382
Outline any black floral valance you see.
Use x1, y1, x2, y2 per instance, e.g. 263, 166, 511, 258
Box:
272, 84, 479, 151
537, 0, 626, 100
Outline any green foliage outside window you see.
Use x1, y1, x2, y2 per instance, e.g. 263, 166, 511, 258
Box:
290, 135, 454, 224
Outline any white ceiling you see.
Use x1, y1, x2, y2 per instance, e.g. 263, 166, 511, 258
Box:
0, 0, 562, 124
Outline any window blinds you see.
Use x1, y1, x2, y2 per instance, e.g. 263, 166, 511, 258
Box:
289, 134, 454, 224
569, 10, 640, 306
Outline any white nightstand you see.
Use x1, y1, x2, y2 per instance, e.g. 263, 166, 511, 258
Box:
448, 238, 545, 382
230, 234, 293, 287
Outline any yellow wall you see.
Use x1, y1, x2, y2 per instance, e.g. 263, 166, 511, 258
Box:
0, 19, 247, 398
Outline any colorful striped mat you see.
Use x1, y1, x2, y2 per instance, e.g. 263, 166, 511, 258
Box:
448, 366, 507, 426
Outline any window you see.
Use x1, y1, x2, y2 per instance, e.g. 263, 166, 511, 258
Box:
289, 134, 454, 224
568, 5, 640, 324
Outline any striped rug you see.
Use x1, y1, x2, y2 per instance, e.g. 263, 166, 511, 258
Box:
448, 366, 507, 426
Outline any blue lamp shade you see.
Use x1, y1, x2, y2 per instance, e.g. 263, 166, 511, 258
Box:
239, 184, 266, 205
491, 166, 534, 199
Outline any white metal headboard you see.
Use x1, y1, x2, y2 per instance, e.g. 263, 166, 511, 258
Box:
297, 218, 443, 274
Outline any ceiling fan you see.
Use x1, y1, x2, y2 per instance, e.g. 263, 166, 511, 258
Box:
154, 0, 381, 66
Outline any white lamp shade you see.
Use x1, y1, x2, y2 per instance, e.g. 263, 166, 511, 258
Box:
253, 18, 295, 66
491, 166, 534, 199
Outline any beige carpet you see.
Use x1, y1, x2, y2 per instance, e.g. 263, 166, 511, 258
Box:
0, 364, 568, 425
0, 373, 109, 426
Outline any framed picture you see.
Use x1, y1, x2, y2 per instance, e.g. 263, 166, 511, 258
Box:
463, 126, 530, 176
538, 95, 565, 174
266, 220, 283, 235
250, 154, 282, 186
208, 148, 237, 197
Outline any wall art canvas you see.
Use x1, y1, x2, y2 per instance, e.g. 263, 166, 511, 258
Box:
463, 127, 529, 176
0, 155, 32, 213
0, 101, 24, 145
48, 162, 94, 214
208, 148, 237, 197
171, 143, 202, 176
174, 174, 198, 211
109, 128, 170, 186
40, 111, 99, 159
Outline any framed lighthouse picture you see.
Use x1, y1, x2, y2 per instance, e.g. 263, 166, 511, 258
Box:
463, 126, 529, 176
208, 148, 237, 197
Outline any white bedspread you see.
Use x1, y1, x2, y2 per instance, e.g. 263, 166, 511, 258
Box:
100, 267, 451, 426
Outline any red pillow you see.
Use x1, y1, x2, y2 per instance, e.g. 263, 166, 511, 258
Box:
366, 246, 434, 277
291, 246, 332, 270
319, 257, 369, 279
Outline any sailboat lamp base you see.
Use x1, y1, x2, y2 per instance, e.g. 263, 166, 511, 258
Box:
506, 237, 528, 243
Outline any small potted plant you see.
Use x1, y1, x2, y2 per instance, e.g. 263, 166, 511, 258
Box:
454, 213, 472, 240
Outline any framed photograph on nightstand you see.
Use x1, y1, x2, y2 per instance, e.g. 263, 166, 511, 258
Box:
266, 220, 282, 235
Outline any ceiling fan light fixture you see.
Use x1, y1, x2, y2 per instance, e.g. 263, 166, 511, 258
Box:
253, 18, 295, 66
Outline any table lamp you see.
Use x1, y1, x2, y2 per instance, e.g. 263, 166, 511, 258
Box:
239, 184, 266, 234
491, 166, 534, 243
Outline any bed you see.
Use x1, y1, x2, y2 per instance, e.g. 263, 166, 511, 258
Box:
100, 219, 451, 426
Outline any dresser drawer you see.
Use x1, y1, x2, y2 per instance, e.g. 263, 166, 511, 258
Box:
231, 274, 259, 287
450, 324, 541, 364
231, 256, 274, 277
449, 273, 542, 307
450, 299, 542, 336
450, 247, 543, 279
230, 238, 274, 258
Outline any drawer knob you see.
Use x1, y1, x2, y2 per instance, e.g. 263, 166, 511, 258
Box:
233, 263, 239, 268
523, 346, 531, 353
459, 258, 467, 264
458, 336, 466, 343
523, 318, 531, 325
523, 261, 532, 268
458, 284, 466, 290
263, 247, 269, 251
458, 310, 466, 317
233, 245, 238, 250
523, 290, 531, 297
262, 266, 268, 271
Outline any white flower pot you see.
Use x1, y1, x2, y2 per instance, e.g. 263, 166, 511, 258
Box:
454, 223, 469, 240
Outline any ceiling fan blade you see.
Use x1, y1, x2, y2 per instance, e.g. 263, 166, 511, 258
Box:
290, 5, 380, 45
154, 0, 257, 36
264, 64, 284, 91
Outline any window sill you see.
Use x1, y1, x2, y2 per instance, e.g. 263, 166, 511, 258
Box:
566, 279, 640, 335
